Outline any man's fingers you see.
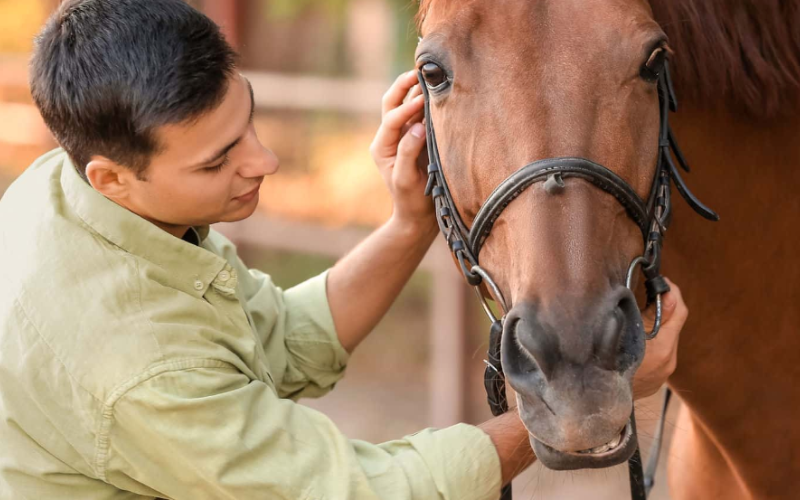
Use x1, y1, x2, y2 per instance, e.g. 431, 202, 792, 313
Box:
373, 95, 425, 155
382, 71, 420, 118
393, 122, 427, 189
408, 82, 423, 100
406, 109, 425, 130
642, 278, 687, 331
385, 94, 425, 131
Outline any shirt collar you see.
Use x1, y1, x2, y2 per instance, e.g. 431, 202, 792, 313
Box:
60, 153, 227, 297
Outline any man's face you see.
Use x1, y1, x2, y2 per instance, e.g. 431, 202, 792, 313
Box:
122, 73, 278, 230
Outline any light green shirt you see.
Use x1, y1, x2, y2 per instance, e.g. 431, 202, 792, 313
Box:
0, 150, 502, 500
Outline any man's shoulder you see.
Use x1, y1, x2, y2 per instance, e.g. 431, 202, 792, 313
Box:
0, 148, 188, 399
0, 243, 163, 401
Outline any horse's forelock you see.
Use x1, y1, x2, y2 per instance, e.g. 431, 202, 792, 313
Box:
415, 0, 436, 32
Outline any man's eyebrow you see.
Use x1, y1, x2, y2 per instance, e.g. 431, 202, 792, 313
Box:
246, 77, 255, 123
193, 135, 242, 168
191, 78, 256, 168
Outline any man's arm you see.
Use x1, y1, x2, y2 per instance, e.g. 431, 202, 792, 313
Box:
328, 71, 436, 353
105, 362, 505, 500
327, 216, 437, 353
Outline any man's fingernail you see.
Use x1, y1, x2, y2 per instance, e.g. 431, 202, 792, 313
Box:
410, 123, 425, 138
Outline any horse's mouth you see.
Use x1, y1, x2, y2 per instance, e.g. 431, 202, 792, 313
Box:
530, 421, 637, 470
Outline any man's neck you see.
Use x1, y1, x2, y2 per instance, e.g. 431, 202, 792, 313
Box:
151, 220, 192, 240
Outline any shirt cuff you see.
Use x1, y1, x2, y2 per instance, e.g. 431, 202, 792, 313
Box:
405, 423, 503, 500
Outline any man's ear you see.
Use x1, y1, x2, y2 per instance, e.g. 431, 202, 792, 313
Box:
85, 157, 136, 200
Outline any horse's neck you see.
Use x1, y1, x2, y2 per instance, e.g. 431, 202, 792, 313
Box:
667, 102, 800, 388
664, 102, 800, 491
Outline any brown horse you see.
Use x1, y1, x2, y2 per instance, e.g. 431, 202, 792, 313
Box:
416, 0, 800, 499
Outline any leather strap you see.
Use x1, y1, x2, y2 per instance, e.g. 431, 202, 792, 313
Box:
484, 320, 508, 416
644, 388, 673, 494
628, 412, 648, 500
469, 157, 650, 257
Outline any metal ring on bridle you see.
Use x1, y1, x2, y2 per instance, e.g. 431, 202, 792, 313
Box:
626, 256, 662, 340
470, 265, 508, 323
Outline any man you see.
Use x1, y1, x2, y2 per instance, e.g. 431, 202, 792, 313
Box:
0, 1, 687, 499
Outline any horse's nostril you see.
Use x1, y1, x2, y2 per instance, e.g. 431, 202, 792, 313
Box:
504, 314, 558, 382
615, 293, 644, 372
596, 290, 644, 372
597, 307, 624, 371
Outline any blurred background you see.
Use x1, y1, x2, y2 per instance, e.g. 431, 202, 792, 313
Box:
0, 1, 679, 498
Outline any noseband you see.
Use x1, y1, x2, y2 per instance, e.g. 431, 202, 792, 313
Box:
418, 61, 718, 500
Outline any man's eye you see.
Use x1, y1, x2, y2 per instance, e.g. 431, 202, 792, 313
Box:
205, 156, 230, 173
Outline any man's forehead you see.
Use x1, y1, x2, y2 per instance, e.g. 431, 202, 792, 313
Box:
153, 73, 252, 166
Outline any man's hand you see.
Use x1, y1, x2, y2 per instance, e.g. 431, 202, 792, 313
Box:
369, 70, 435, 235
327, 72, 440, 353
632, 277, 687, 400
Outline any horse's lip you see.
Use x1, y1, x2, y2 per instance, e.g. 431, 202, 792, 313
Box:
564, 421, 632, 457
529, 421, 637, 470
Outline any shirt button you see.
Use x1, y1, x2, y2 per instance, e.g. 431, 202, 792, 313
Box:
193, 280, 204, 291
218, 270, 230, 281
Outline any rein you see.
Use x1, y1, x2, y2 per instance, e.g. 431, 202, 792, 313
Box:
417, 61, 718, 500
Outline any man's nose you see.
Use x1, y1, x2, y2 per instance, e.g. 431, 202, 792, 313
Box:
239, 131, 279, 178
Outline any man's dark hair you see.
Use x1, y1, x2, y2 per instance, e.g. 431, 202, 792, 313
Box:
30, 0, 237, 179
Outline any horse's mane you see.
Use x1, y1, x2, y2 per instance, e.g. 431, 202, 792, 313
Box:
416, 0, 800, 120
651, 0, 800, 120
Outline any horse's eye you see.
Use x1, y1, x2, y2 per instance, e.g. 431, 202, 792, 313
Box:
421, 62, 448, 89
640, 47, 667, 83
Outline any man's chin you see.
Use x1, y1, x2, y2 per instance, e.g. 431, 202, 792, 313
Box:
218, 199, 260, 224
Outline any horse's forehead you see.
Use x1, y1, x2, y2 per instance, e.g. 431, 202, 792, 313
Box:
424, 0, 654, 38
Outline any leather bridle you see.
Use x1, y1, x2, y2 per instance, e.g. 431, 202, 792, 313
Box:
417, 61, 718, 500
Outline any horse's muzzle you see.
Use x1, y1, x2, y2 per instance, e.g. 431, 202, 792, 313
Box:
501, 286, 645, 470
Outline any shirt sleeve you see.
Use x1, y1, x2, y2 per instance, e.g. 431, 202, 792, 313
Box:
101, 362, 503, 500
205, 230, 349, 400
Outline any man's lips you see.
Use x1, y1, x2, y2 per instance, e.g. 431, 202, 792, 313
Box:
234, 184, 261, 201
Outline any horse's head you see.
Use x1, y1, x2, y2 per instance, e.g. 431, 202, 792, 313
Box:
417, 0, 673, 470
